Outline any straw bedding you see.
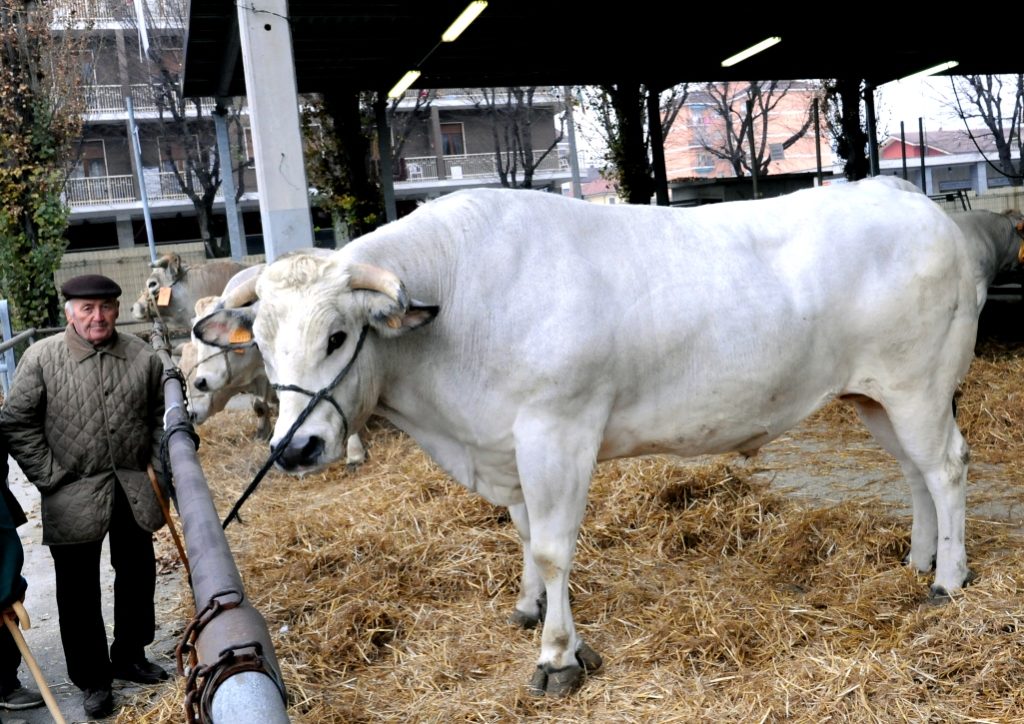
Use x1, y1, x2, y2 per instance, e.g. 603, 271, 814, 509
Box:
120, 339, 1024, 723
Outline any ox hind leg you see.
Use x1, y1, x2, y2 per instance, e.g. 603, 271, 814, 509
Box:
507, 503, 546, 629
514, 415, 604, 696
848, 395, 970, 596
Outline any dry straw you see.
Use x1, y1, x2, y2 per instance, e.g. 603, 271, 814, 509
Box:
119, 340, 1024, 723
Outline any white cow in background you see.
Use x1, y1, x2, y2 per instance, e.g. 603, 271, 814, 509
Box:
950, 208, 1024, 309
191, 261, 366, 464
196, 182, 980, 696
130, 253, 248, 331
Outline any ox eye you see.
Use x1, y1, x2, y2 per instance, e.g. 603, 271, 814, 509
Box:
327, 331, 347, 355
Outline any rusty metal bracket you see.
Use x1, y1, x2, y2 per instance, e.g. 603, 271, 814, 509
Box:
183, 640, 287, 724
176, 589, 244, 677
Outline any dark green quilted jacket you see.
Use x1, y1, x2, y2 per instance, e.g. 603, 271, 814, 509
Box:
0, 326, 166, 545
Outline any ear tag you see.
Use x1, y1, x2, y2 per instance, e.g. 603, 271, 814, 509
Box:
156, 287, 172, 307
1018, 239, 1024, 266
229, 328, 253, 345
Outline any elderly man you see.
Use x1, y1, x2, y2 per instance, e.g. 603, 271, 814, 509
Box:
0, 274, 169, 720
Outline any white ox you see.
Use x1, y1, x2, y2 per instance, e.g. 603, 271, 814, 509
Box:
951, 208, 1024, 309
130, 253, 248, 331
195, 181, 980, 696
191, 262, 366, 462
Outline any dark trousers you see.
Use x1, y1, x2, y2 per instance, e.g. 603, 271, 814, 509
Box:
49, 483, 156, 690
0, 626, 21, 694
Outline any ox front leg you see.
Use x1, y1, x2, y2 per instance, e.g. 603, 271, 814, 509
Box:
345, 434, 367, 471
515, 419, 604, 697
253, 396, 273, 441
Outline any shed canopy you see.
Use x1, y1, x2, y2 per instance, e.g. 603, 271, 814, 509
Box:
182, 3, 1021, 98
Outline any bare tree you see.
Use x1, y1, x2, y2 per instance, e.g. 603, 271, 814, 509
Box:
387, 88, 436, 174
475, 87, 564, 189
117, 0, 249, 256
696, 81, 815, 177
947, 74, 1023, 187
578, 83, 689, 204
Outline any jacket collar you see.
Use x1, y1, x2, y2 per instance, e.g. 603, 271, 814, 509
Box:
65, 325, 127, 362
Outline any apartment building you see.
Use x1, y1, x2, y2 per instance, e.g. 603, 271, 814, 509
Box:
663, 81, 830, 181
56, 1, 572, 255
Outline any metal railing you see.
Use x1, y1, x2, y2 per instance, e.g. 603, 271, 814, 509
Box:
402, 150, 564, 182
51, 0, 183, 25
63, 172, 223, 207
86, 85, 218, 116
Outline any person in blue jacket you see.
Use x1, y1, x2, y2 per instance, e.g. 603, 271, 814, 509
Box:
0, 437, 44, 714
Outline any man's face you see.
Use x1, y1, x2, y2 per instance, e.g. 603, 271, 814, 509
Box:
66, 298, 119, 344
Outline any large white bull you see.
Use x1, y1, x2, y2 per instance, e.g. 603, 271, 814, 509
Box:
195, 181, 980, 696
191, 260, 366, 462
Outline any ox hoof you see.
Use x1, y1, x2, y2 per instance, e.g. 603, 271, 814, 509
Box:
508, 609, 540, 629
526, 642, 603, 697
903, 551, 936, 573
925, 569, 976, 605
528, 664, 583, 697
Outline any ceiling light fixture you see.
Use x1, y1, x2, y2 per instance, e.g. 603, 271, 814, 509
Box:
442, 1, 488, 42
897, 60, 959, 83
387, 69, 422, 99
720, 36, 782, 68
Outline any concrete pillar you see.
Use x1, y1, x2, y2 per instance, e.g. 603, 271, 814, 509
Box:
116, 217, 135, 249
236, 0, 313, 262
976, 161, 989, 194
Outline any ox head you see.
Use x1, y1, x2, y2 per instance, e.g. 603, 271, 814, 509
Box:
192, 252, 438, 473
130, 253, 187, 321
189, 295, 261, 393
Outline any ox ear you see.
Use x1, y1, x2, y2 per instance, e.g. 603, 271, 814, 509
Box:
192, 308, 258, 350
367, 299, 439, 338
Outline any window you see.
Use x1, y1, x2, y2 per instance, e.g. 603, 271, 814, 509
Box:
769, 143, 785, 160
695, 152, 714, 171
74, 140, 107, 178
440, 122, 465, 155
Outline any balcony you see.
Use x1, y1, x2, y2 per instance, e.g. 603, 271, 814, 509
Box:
51, 0, 183, 26
64, 171, 222, 207
85, 85, 218, 116
400, 150, 566, 182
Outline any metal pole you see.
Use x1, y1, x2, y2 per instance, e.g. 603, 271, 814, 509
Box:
151, 326, 289, 723
375, 92, 397, 223
900, 121, 908, 180
563, 86, 583, 199
215, 101, 246, 261
919, 117, 927, 194
126, 97, 158, 264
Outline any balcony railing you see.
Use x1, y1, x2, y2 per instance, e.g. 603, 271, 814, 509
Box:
402, 150, 565, 182
85, 85, 217, 115
52, 0, 183, 25
64, 171, 223, 207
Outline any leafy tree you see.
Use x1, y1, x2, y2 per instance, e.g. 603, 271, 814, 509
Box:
475, 87, 564, 189
0, 0, 85, 329
694, 80, 816, 177
947, 74, 1023, 187
301, 91, 384, 240
579, 83, 689, 204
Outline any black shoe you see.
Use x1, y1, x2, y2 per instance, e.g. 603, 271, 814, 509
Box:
0, 684, 45, 710
111, 658, 170, 685
83, 687, 114, 719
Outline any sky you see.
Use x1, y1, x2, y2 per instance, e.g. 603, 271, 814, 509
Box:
873, 75, 969, 136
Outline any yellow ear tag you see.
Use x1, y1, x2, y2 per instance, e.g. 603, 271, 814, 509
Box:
156, 286, 172, 307
229, 328, 253, 345
1018, 239, 1024, 266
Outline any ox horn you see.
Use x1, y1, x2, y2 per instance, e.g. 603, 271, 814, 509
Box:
347, 263, 404, 303
221, 276, 259, 309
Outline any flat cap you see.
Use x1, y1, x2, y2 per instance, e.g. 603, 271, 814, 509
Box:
60, 274, 122, 300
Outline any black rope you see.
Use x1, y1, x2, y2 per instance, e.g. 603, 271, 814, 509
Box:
221, 325, 369, 529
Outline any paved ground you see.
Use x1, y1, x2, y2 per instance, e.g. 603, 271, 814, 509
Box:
3, 459, 184, 724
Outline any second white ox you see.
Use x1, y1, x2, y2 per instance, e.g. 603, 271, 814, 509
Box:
195, 181, 980, 696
